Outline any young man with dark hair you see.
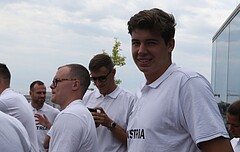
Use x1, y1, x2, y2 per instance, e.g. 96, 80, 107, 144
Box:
126, 8, 233, 152
83, 54, 135, 152
227, 99, 240, 151
29, 80, 59, 152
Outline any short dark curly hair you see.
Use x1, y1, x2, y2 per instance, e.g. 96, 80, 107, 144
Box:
127, 8, 176, 45
0, 63, 11, 84
227, 99, 240, 122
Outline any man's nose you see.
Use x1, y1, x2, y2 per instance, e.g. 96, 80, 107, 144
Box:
139, 43, 147, 54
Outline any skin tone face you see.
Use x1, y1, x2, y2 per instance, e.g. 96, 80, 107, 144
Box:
90, 66, 116, 96
131, 29, 175, 84
30, 84, 46, 110
226, 113, 240, 138
0, 78, 3, 93
50, 66, 75, 109
0, 77, 9, 93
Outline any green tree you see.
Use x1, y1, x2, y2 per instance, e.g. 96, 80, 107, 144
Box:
102, 38, 126, 84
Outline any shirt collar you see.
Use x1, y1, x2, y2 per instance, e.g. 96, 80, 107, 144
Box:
95, 86, 121, 99
65, 99, 83, 109
141, 63, 179, 91
31, 102, 47, 112
0, 88, 12, 96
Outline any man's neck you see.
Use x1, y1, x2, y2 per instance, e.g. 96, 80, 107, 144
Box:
0, 86, 9, 94
102, 84, 117, 96
31, 102, 43, 110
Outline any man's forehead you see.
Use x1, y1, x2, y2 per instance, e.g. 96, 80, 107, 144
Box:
33, 84, 46, 90
56, 67, 70, 77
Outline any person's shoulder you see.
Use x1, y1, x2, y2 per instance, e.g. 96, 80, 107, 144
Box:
83, 89, 99, 101
0, 89, 28, 104
174, 67, 200, 78
118, 87, 134, 96
0, 88, 19, 98
40, 105, 60, 123
116, 87, 135, 103
43, 103, 59, 110
58, 102, 88, 119
64, 100, 85, 111
175, 66, 210, 84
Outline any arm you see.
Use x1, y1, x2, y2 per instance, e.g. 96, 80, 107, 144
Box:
181, 78, 233, 152
43, 135, 50, 150
93, 107, 127, 145
109, 123, 127, 145
198, 137, 233, 152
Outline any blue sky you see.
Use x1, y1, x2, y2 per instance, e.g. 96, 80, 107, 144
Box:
0, 0, 238, 94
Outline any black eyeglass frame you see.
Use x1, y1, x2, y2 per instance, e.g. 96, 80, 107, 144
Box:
90, 70, 112, 82
52, 78, 77, 87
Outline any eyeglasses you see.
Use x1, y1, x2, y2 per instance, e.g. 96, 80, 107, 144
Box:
90, 70, 112, 82
52, 78, 76, 87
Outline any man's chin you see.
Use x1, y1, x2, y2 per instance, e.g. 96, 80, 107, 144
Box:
231, 134, 240, 138
138, 67, 146, 72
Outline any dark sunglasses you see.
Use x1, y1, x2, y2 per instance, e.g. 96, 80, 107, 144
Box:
90, 70, 112, 82
52, 78, 76, 87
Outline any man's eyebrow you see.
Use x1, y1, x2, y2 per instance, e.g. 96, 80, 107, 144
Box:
146, 38, 159, 41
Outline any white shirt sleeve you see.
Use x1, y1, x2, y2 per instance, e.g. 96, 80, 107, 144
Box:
49, 113, 85, 152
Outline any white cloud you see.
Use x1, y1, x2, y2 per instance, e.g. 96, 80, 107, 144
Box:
0, 0, 238, 94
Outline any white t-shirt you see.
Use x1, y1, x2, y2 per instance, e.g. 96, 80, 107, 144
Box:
0, 88, 39, 152
83, 86, 135, 152
127, 63, 229, 152
31, 103, 60, 152
231, 138, 240, 152
48, 99, 98, 152
0, 111, 31, 152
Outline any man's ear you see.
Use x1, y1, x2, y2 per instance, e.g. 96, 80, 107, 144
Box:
72, 80, 80, 91
112, 68, 116, 75
167, 38, 175, 53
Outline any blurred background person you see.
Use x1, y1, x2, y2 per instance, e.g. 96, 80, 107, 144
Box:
0, 63, 39, 152
29, 80, 60, 152
227, 99, 240, 151
0, 111, 31, 152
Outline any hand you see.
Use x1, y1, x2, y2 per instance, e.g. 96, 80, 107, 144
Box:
91, 107, 112, 128
34, 114, 52, 129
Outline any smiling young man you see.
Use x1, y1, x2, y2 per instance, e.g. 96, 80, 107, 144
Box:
126, 8, 233, 152
227, 100, 240, 151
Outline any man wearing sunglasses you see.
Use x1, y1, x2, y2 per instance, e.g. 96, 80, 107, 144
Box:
227, 100, 240, 151
48, 64, 98, 152
83, 53, 135, 152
